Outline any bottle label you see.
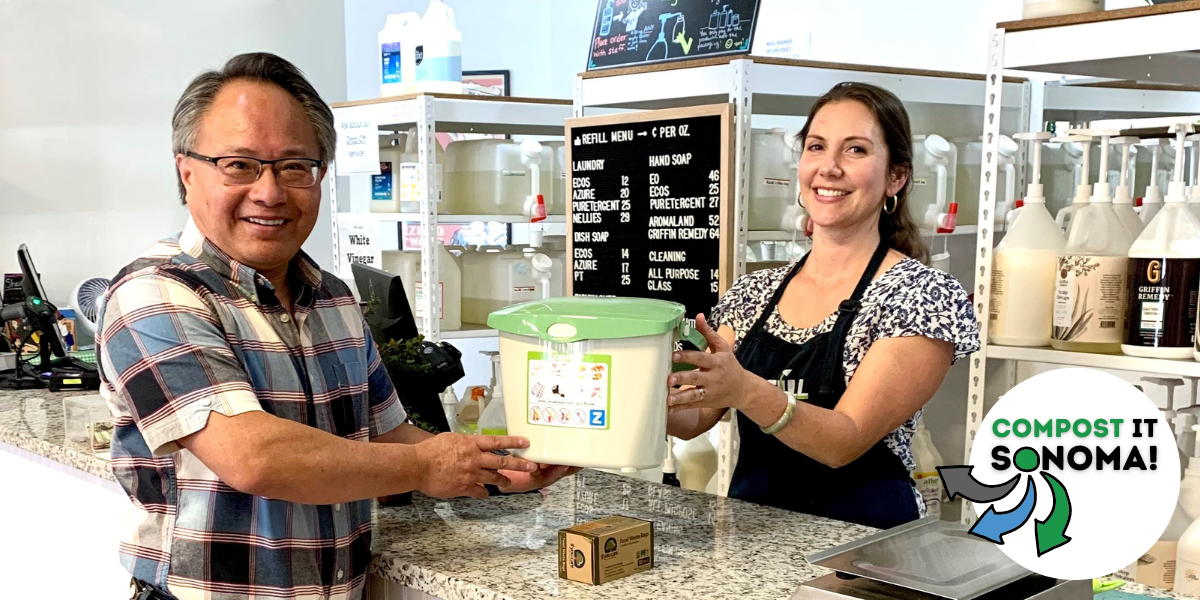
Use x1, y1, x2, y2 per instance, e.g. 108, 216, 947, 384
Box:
399, 162, 420, 204
372, 161, 393, 200
416, 55, 462, 83
381, 42, 403, 84
1125, 258, 1200, 349
913, 472, 942, 518
1052, 255, 1128, 344
414, 282, 444, 319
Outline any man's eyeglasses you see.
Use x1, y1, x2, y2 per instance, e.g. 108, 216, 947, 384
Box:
185, 151, 324, 188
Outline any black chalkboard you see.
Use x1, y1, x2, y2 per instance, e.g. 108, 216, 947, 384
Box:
587, 0, 761, 71
566, 104, 733, 321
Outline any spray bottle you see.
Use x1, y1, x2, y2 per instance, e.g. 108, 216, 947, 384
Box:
1112, 136, 1145, 237
478, 351, 507, 436
991, 132, 1064, 347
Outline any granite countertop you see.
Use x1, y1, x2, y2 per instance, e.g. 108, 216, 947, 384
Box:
0, 388, 115, 482
1, 389, 1193, 600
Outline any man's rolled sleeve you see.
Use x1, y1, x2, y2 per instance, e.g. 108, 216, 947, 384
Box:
99, 272, 262, 455
363, 322, 407, 438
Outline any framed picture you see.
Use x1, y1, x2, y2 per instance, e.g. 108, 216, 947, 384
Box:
462, 70, 511, 97
438, 70, 514, 145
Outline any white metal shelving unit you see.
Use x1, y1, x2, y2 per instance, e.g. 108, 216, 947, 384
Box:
575, 56, 1030, 497
968, 0, 1200, 524
329, 93, 573, 342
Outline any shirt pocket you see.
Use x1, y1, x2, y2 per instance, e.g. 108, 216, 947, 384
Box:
328, 360, 370, 439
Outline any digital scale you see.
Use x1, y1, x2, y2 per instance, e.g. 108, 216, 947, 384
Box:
790, 517, 1090, 600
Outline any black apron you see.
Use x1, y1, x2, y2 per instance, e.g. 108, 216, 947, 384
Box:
728, 242, 920, 529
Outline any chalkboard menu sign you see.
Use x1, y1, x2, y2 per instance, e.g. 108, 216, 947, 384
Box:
566, 104, 733, 321
587, 0, 760, 71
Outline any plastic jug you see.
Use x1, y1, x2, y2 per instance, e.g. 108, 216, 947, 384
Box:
371, 133, 407, 213
990, 133, 1065, 347
382, 246, 461, 331
674, 435, 718, 493
415, 0, 463, 94
488, 297, 705, 470
957, 135, 1017, 228
749, 128, 799, 231
910, 135, 957, 233
544, 141, 567, 215
911, 419, 945, 518
461, 248, 566, 325
378, 129, 446, 213
1053, 131, 1132, 355
445, 140, 555, 215
378, 12, 420, 97
1123, 126, 1200, 360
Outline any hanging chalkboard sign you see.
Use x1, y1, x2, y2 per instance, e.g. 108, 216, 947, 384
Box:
566, 104, 734, 322
587, 0, 760, 71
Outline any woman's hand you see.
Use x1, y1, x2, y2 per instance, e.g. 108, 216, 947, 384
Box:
497, 464, 584, 494
667, 314, 755, 412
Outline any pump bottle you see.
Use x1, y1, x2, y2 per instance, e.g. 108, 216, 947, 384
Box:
990, 132, 1064, 347
1053, 130, 1133, 354
1112, 136, 1145, 237
1124, 125, 1200, 358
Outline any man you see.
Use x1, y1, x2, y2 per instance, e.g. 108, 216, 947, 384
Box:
99, 53, 575, 600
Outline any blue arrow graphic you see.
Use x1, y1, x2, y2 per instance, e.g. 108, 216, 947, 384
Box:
969, 477, 1037, 544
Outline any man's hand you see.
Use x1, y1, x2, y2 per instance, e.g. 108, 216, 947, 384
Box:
498, 464, 583, 494
413, 433, 538, 499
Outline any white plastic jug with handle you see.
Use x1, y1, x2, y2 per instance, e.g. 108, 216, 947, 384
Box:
378, 12, 420, 97
990, 132, 1065, 348
415, 0, 463, 94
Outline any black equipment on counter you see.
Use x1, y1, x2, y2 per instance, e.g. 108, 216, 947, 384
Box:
352, 263, 463, 433
0, 244, 99, 390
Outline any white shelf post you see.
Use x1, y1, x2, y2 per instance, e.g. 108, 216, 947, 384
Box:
417, 96, 441, 342
964, 28, 1009, 525
715, 58, 755, 499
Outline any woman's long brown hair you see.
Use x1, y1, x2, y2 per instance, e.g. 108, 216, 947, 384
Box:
797, 82, 930, 264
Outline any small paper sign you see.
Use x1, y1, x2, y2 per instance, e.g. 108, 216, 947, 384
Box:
337, 213, 382, 277
334, 108, 380, 176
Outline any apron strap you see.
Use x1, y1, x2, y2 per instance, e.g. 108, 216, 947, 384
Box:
736, 252, 809, 359
817, 241, 891, 395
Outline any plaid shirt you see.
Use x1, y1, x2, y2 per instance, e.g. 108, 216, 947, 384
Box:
98, 218, 406, 600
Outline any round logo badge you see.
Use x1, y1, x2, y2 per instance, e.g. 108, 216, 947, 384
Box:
961, 369, 1179, 580
573, 549, 586, 569
605, 538, 618, 553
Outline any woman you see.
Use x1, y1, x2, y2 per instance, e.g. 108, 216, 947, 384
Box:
667, 82, 979, 529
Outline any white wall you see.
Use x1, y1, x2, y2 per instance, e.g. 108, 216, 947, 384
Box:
0, 1, 348, 307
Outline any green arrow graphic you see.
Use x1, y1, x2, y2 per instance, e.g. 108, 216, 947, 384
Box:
1035, 472, 1072, 556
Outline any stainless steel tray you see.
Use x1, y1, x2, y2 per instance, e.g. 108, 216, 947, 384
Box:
805, 517, 1032, 600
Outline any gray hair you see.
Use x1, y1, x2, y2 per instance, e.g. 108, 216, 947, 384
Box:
171, 52, 335, 203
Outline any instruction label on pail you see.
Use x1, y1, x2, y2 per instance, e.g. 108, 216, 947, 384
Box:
526, 352, 611, 430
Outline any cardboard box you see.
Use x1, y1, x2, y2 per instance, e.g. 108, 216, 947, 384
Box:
558, 516, 654, 585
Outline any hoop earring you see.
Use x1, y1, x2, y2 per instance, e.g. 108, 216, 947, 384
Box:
884, 195, 899, 215
797, 192, 805, 209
